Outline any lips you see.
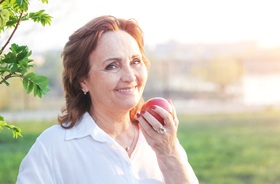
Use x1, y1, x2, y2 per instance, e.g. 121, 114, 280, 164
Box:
116, 86, 137, 92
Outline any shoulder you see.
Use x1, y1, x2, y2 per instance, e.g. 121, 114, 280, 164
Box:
37, 112, 94, 143
36, 124, 66, 143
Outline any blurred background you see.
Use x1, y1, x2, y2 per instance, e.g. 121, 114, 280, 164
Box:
1, 0, 280, 183
1, 0, 280, 119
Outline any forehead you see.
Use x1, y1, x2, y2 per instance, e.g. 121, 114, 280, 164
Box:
89, 30, 141, 63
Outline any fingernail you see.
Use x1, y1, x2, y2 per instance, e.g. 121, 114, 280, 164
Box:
151, 105, 156, 110
141, 110, 146, 115
136, 112, 141, 118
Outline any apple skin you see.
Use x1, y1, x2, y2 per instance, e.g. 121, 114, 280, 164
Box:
141, 97, 173, 125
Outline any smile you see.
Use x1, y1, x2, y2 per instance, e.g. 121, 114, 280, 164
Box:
116, 87, 137, 92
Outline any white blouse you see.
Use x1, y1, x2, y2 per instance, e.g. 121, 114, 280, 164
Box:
16, 112, 198, 184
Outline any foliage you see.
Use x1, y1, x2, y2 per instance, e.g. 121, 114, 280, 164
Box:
0, 0, 52, 138
0, 115, 22, 138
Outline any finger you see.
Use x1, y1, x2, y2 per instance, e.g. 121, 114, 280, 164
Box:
137, 113, 157, 137
141, 110, 165, 132
150, 105, 174, 127
167, 99, 179, 127
138, 121, 166, 151
138, 120, 154, 139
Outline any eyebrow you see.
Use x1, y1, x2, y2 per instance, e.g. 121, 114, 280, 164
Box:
103, 57, 121, 63
103, 54, 141, 63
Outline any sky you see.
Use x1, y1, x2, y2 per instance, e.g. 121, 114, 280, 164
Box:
9, 0, 280, 52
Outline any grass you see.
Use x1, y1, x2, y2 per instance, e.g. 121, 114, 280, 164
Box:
178, 109, 280, 184
0, 109, 280, 184
0, 120, 54, 184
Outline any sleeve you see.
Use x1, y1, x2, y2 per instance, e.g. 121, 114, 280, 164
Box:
177, 138, 199, 184
16, 138, 54, 184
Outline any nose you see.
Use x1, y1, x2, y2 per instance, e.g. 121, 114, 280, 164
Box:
121, 64, 136, 82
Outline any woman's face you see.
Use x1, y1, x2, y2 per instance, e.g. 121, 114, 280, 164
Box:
80, 30, 148, 114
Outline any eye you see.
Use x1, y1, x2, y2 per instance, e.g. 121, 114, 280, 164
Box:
131, 58, 141, 65
105, 62, 119, 71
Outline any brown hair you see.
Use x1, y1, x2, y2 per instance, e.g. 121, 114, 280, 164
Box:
58, 15, 150, 128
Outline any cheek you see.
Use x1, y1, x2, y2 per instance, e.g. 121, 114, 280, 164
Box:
138, 67, 148, 85
93, 74, 116, 89
85, 72, 110, 91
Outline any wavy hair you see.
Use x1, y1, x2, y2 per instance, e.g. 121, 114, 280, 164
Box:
58, 15, 150, 128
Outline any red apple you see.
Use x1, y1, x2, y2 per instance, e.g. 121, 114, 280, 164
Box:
141, 97, 173, 125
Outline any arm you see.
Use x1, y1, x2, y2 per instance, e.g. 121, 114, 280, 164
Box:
156, 139, 198, 184
137, 103, 198, 184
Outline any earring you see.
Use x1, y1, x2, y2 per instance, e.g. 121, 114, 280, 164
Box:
83, 90, 87, 95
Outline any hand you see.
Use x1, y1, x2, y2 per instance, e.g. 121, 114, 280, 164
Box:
137, 101, 198, 184
137, 100, 179, 156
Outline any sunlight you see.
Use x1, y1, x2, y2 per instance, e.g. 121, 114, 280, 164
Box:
22, 0, 280, 51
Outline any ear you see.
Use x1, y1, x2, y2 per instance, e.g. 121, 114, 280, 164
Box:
79, 78, 89, 93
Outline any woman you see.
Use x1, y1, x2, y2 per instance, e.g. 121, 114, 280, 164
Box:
16, 15, 198, 184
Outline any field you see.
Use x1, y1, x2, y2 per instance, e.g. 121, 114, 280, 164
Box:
0, 109, 280, 184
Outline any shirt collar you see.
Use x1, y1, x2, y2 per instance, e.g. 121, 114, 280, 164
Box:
64, 112, 148, 149
65, 112, 108, 143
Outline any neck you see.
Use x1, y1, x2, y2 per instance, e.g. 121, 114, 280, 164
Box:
89, 106, 138, 155
89, 106, 132, 137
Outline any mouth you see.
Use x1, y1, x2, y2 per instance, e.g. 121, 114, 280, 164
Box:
116, 86, 137, 93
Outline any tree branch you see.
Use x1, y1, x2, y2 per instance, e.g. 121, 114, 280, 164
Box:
0, 73, 21, 84
1, 11, 24, 51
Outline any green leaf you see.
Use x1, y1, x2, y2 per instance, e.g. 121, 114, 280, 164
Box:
0, 6, 10, 29
33, 84, 39, 96
23, 72, 49, 98
22, 76, 28, 89
16, 46, 29, 61
10, 43, 24, 53
27, 80, 33, 94
40, 0, 49, 3
0, 115, 5, 122
18, 57, 30, 68
5, 15, 18, 28
33, 75, 48, 84
0, 116, 22, 139
15, 0, 29, 12
2, 52, 17, 63
26, 72, 36, 80
11, 126, 22, 138
28, 10, 52, 26
10, 62, 18, 73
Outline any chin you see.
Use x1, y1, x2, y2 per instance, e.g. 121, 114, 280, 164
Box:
121, 98, 139, 110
